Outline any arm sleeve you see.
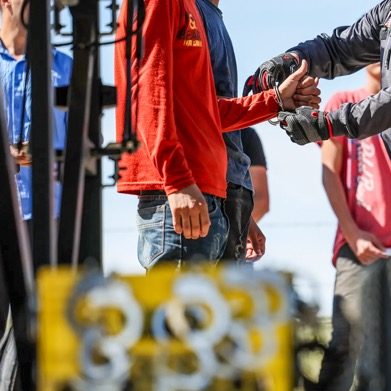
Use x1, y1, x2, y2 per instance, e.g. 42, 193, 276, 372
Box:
241, 128, 267, 168
288, 1, 389, 79
323, 92, 350, 145
117, 0, 195, 193
330, 88, 391, 140
218, 90, 280, 132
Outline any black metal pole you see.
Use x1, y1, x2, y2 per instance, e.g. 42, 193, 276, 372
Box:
79, 84, 103, 265
0, 89, 35, 390
58, 0, 99, 267
79, 0, 103, 267
29, 0, 56, 270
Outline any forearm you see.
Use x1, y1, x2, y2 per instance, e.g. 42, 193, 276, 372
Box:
288, 1, 386, 79
252, 195, 269, 222
330, 88, 391, 140
289, 30, 374, 80
218, 90, 279, 132
322, 167, 359, 241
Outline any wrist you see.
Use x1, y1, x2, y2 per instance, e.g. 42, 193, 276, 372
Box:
288, 51, 301, 65
274, 86, 285, 110
327, 110, 350, 138
341, 224, 360, 244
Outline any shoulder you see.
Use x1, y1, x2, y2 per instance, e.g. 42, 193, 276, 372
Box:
53, 49, 73, 65
52, 49, 73, 78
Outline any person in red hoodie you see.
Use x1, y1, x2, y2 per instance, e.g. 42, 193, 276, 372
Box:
115, 0, 320, 269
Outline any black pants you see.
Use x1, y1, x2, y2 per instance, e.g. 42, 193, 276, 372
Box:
220, 184, 253, 262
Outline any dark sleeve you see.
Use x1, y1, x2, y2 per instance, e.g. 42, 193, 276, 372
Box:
330, 87, 391, 144
241, 127, 267, 168
288, 1, 390, 79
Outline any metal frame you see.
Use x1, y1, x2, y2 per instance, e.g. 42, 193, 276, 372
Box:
30, 0, 57, 270
0, 90, 35, 389
0, 0, 142, 388
58, 0, 101, 267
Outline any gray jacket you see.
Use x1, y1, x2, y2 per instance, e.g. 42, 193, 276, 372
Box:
289, 0, 391, 155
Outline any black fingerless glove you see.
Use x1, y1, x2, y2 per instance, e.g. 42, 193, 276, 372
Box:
243, 53, 299, 96
278, 106, 333, 145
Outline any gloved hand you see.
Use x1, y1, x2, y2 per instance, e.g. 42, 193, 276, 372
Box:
278, 106, 333, 145
243, 52, 300, 96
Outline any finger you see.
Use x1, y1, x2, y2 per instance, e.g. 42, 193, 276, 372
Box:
358, 255, 372, 265
315, 77, 320, 87
181, 212, 192, 239
297, 75, 316, 89
368, 246, 388, 259
362, 245, 386, 262
293, 94, 321, 104
370, 235, 386, 251
172, 211, 183, 235
199, 203, 211, 238
293, 99, 321, 109
290, 59, 308, 81
246, 248, 254, 259
189, 211, 201, 240
296, 86, 321, 96
259, 235, 266, 256
246, 249, 258, 262
251, 235, 262, 255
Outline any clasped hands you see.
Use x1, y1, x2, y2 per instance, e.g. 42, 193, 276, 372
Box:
10, 142, 31, 167
247, 53, 332, 145
276, 59, 321, 111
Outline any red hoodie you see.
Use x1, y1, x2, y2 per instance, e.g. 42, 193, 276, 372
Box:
115, 0, 279, 198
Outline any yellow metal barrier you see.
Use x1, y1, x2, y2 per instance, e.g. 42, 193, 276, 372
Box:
37, 266, 293, 391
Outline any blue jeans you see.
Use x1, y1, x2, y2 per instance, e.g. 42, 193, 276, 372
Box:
136, 193, 228, 270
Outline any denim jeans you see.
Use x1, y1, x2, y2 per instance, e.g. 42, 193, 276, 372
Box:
136, 193, 228, 270
220, 184, 253, 262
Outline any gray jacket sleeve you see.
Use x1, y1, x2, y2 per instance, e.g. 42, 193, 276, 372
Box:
330, 88, 391, 139
288, 0, 390, 79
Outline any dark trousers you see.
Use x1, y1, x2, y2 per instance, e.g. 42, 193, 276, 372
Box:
317, 244, 382, 391
220, 184, 253, 262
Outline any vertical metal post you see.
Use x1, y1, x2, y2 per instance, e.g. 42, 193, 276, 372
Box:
0, 90, 35, 390
79, 1, 102, 266
29, 0, 56, 270
58, 0, 99, 266
79, 62, 102, 265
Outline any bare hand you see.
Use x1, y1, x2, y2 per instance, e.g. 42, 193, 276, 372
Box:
167, 184, 211, 240
10, 143, 31, 166
346, 229, 388, 265
245, 217, 266, 262
278, 60, 321, 110
294, 76, 321, 109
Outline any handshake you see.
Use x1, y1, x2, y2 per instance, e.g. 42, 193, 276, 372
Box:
244, 53, 333, 145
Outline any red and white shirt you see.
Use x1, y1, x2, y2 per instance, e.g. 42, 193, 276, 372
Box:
326, 89, 391, 264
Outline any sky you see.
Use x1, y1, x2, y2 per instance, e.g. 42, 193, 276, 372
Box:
56, 0, 380, 315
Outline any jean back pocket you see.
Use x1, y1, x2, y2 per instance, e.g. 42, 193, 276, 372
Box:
136, 204, 166, 269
